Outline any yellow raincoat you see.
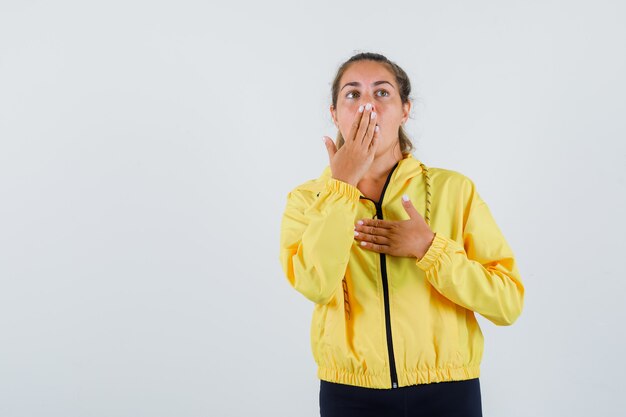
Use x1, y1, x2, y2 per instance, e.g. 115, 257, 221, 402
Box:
279, 153, 524, 389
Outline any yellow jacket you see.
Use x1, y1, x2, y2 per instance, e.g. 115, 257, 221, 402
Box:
279, 153, 524, 389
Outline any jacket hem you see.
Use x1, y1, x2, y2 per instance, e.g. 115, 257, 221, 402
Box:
317, 364, 481, 389
399, 364, 481, 387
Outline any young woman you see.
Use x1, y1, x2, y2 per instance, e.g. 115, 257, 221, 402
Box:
279, 52, 525, 417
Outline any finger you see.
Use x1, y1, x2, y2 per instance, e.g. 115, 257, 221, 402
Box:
347, 105, 365, 142
358, 240, 389, 254
401, 194, 421, 219
362, 111, 377, 146
356, 218, 392, 229
355, 220, 393, 238
353, 103, 373, 143
361, 224, 391, 237
354, 230, 390, 245
322, 136, 337, 159
368, 124, 380, 152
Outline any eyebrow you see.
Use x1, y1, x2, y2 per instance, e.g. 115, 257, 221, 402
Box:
340, 80, 395, 92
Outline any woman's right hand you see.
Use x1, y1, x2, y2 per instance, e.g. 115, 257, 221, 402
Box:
323, 103, 380, 186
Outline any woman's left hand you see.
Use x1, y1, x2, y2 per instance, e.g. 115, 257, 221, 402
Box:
354, 195, 436, 259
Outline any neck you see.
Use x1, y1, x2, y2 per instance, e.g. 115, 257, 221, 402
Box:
361, 145, 405, 183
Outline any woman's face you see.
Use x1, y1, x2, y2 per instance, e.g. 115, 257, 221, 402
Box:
331, 60, 410, 157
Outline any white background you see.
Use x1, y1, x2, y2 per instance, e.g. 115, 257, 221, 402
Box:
1, 1, 625, 416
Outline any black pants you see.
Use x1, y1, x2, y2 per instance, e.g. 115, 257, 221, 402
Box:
319, 378, 483, 417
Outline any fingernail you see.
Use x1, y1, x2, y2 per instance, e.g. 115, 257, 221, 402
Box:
365, 103, 372, 110
360, 241, 367, 246
357, 220, 364, 225
402, 194, 410, 202
354, 230, 359, 236
359, 105, 364, 112
370, 112, 376, 119
375, 125, 380, 132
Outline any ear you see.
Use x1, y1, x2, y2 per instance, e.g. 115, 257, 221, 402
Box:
401, 101, 411, 125
330, 104, 338, 127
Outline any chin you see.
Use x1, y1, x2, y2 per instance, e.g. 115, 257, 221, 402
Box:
373, 146, 389, 158
374, 140, 392, 154
374, 140, 402, 158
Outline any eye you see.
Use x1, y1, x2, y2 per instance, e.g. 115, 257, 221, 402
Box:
345, 89, 389, 99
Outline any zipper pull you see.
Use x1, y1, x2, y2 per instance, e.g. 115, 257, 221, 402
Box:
392, 382, 398, 389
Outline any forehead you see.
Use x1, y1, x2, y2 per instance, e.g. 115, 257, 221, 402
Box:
340, 60, 396, 86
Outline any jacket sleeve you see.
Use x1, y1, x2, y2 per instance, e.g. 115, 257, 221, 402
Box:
415, 178, 525, 326
279, 178, 361, 305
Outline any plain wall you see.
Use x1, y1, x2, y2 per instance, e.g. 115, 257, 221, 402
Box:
1, 0, 625, 416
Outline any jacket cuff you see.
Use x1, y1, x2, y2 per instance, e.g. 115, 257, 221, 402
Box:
325, 178, 361, 202
415, 233, 449, 271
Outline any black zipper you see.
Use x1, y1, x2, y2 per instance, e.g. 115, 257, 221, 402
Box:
359, 161, 400, 389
